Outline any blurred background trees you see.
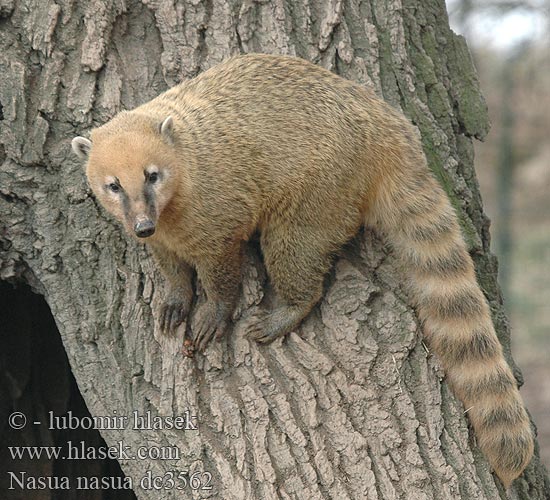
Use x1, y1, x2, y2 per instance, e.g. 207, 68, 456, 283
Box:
447, 0, 550, 467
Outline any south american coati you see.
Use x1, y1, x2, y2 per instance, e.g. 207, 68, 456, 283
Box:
71, 53, 533, 487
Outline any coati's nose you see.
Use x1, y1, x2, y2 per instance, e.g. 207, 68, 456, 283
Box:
134, 219, 155, 238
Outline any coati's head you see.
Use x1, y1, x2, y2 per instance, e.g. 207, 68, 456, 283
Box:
71, 115, 181, 239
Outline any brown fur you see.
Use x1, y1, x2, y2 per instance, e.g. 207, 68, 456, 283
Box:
72, 54, 533, 486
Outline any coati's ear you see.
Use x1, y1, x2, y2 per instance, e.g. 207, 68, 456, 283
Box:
159, 116, 174, 144
71, 137, 92, 161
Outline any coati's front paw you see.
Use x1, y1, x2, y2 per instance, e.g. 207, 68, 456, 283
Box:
193, 301, 231, 351
159, 291, 192, 335
159, 302, 187, 334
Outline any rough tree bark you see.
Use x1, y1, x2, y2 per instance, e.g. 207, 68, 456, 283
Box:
0, 0, 548, 499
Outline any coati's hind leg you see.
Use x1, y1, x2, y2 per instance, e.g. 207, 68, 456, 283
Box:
247, 224, 339, 344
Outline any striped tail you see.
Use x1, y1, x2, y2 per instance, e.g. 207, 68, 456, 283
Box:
369, 160, 534, 487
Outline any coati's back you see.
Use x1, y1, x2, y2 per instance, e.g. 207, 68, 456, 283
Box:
135, 54, 413, 204
83, 54, 534, 487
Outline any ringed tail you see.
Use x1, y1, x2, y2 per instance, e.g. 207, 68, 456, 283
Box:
368, 144, 534, 488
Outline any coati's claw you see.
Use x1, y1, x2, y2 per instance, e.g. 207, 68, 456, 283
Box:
159, 288, 193, 335
193, 301, 230, 351
246, 312, 270, 343
159, 301, 188, 335
247, 305, 306, 344
249, 327, 286, 344
246, 311, 289, 344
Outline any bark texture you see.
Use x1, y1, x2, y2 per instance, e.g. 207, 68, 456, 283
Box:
0, 0, 549, 499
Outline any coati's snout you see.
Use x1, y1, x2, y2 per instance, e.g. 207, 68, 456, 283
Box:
134, 216, 155, 238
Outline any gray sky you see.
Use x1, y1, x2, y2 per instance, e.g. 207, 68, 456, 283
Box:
446, 0, 548, 49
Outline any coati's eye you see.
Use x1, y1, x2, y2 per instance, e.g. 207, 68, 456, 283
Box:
108, 183, 120, 193
148, 172, 159, 184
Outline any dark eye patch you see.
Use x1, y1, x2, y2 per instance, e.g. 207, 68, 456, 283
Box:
144, 169, 160, 184
105, 177, 122, 193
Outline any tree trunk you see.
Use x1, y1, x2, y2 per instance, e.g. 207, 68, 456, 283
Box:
0, 0, 548, 499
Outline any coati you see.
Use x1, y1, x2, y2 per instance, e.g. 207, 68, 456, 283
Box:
71, 53, 533, 487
